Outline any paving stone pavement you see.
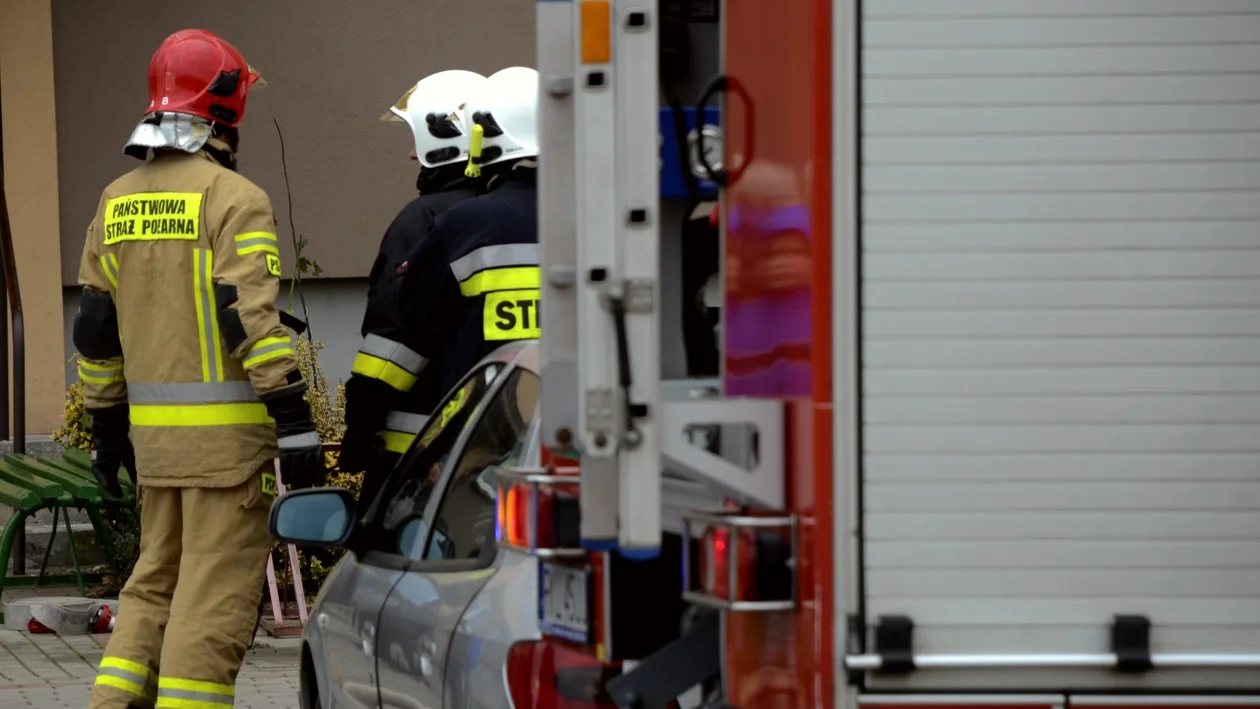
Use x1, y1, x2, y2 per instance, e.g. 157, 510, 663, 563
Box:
0, 629, 303, 708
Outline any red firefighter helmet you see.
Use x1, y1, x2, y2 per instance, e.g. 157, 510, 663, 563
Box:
145, 29, 262, 128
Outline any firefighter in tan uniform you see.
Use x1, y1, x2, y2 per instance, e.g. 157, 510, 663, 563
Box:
77, 29, 326, 709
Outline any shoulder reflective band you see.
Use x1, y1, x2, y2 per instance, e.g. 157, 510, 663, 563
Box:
234, 231, 279, 256
351, 334, 427, 392
103, 191, 203, 245
100, 253, 120, 290
244, 336, 295, 370
95, 656, 156, 701
378, 410, 430, 454
128, 381, 270, 427
79, 359, 124, 386
193, 248, 225, 383
156, 676, 234, 708
449, 243, 541, 297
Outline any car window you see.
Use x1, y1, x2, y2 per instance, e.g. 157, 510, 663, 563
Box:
371, 363, 503, 540
408, 368, 540, 562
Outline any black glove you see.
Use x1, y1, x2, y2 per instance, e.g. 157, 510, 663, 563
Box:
260, 381, 327, 490
88, 404, 137, 499
339, 425, 386, 475
340, 375, 394, 474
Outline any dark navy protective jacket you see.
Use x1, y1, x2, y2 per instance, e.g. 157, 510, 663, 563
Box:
398, 167, 539, 393
345, 182, 477, 453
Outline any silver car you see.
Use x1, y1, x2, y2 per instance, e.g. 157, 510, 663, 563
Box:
271, 341, 545, 709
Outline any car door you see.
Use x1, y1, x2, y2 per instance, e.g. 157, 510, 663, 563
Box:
313, 361, 504, 709
310, 552, 407, 709
375, 361, 541, 709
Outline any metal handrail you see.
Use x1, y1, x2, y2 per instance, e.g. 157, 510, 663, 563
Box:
845, 653, 1260, 670
0, 64, 28, 575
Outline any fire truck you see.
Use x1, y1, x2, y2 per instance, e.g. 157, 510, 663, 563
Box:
495, 1, 1260, 708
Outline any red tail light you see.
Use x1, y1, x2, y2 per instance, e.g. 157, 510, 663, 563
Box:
699, 526, 758, 602
505, 641, 620, 709
497, 467, 581, 551
501, 484, 558, 548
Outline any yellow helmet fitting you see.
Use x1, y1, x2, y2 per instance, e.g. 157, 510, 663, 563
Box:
465, 123, 485, 178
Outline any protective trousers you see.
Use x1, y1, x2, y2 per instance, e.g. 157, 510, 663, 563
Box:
89, 466, 274, 709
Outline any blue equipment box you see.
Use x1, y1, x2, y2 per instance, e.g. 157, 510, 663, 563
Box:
658, 105, 721, 200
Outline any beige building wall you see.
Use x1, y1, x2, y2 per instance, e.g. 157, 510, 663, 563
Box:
53, 0, 536, 283
1, 0, 67, 436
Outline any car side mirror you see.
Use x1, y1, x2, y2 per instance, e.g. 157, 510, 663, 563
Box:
269, 488, 357, 547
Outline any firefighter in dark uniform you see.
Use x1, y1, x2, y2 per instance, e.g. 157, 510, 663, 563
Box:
340, 70, 490, 503
396, 66, 542, 393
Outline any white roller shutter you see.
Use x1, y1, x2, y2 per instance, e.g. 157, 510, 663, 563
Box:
859, 0, 1260, 689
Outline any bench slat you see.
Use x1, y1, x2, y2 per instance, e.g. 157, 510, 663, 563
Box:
0, 477, 40, 511
0, 462, 62, 498
46, 452, 135, 489
61, 447, 91, 469
4, 455, 99, 499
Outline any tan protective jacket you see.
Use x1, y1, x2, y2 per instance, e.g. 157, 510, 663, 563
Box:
76, 150, 297, 487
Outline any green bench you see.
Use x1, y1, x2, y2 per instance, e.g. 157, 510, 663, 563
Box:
0, 448, 136, 618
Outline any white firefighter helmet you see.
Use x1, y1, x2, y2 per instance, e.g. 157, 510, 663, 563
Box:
382, 69, 488, 168
462, 66, 539, 176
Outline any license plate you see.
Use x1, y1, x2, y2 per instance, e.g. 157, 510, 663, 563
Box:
538, 562, 591, 644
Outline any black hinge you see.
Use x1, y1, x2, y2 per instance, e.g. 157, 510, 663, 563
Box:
1111, 614, 1153, 672
874, 614, 915, 674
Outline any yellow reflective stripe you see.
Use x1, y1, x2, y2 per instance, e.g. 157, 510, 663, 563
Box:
96, 674, 151, 697
157, 676, 234, 708
458, 266, 541, 297
377, 430, 416, 454
80, 360, 123, 374
243, 335, 295, 369
79, 364, 124, 385
483, 288, 541, 341
157, 699, 231, 709
351, 352, 418, 392
131, 403, 273, 427
96, 656, 157, 699
192, 248, 224, 383
100, 253, 120, 289
234, 231, 280, 256
440, 385, 470, 428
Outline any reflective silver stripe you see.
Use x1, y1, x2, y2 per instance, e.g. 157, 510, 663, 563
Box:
278, 431, 321, 450
358, 334, 426, 374
384, 411, 428, 434
234, 235, 278, 252
156, 687, 233, 706
128, 382, 259, 404
97, 665, 152, 689
448, 243, 540, 281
